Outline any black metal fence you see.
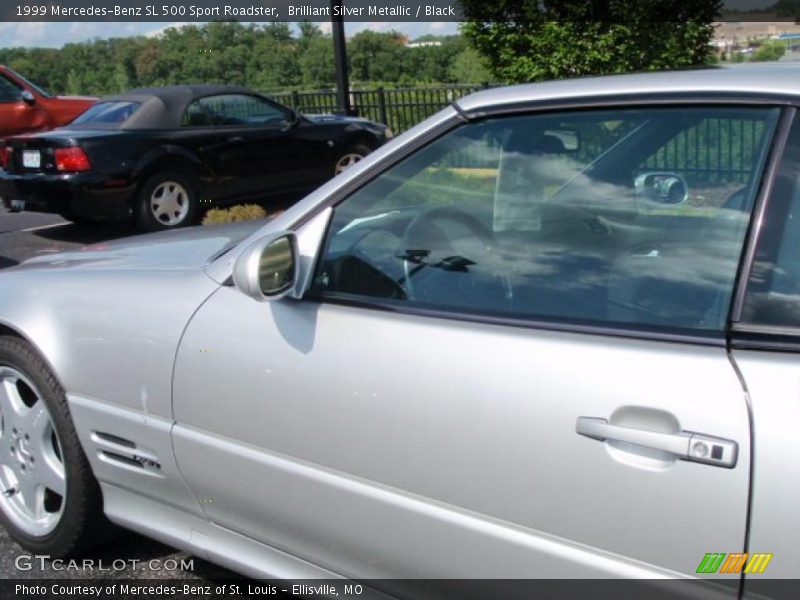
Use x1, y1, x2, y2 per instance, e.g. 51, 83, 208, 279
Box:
265, 84, 489, 134
641, 117, 768, 185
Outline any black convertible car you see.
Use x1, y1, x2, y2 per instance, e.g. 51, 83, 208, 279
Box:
0, 85, 392, 230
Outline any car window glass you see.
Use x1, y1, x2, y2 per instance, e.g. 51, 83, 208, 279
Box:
313, 106, 779, 333
181, 101, 211, 127
0, 75, 22, 103
197, 94, 288, 126
72, 101, 140, 125
741, 118, 800, 328
6, 68, 49, 97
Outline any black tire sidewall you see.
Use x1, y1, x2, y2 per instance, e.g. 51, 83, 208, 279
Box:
135, 170, 198, 232
0, 336, 106, 556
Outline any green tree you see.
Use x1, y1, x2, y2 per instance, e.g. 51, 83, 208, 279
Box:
348, 30, 408, 84
299, 36, 335, 87
750, 40, 786, 62
460, 0, 722, 83
449, 47, 492, 83
65, 69, 83, 95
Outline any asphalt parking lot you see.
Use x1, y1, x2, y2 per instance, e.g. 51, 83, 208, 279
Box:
0, 207, 236, 582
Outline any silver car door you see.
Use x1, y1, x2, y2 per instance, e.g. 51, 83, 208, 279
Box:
172, 104, 780, 583
730, 111, 800, 583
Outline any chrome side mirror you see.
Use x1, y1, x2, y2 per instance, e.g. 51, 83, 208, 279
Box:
20, 90, 35, 105
634, 172, 689, 205
232, 232, 298, 301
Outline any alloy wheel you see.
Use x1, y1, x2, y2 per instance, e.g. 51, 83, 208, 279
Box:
334, 153, 364, 175
150, 181, 190, 226
0, 366, 65, 537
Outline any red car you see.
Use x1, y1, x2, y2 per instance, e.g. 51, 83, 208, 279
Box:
0, 65, 95, 140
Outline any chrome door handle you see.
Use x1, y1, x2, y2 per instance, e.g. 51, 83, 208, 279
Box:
576, 417, 738, 468
227, 136, 244, 142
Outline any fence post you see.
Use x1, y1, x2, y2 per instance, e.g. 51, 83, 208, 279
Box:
291, 90, 300, 110
377, 87, 388, 125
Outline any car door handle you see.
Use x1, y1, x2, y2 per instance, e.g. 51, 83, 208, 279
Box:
227, 136, 244, 142
576, 417, 738, 468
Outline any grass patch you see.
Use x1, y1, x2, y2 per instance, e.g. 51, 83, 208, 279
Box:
202, 204, 271, 225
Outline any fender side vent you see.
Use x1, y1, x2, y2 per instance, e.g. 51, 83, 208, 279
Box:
100, 451, 145, 469
93, 432, 136, 448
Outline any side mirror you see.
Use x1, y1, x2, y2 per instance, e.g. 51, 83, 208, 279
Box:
232, 232, 298, 301
634, 172, 689, 205
20, 90, 35, 105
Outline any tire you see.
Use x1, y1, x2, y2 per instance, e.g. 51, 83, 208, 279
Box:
0, 336, 111, 557
334, 143, 372, 176
135, 170, 198, 232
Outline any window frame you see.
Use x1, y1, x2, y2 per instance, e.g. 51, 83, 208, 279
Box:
731, 106, 800, 349
295, 96, 794, 347
194, 93, 293, 128
0, 74, 23, 104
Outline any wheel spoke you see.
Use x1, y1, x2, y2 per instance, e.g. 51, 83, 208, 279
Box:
0, 378, 25, 422
17, 476, 40, 518
0, 438, 13, 466
37, 457, 65, 496
20, 401, 47, 440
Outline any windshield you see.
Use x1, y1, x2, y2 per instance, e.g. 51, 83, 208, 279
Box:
6, 67, 50, 98
72, 101, 140, 126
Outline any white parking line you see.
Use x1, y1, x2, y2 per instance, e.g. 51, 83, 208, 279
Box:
19, 222, 70, 233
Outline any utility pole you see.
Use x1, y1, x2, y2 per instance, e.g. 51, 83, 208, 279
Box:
331, 0, 353, 116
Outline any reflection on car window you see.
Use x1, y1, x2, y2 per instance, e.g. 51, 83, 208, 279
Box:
313, 106, 779, 333
741, 118, 800, 328
0, 75, 22, 103
72, 101, 140, 125
197, 94, 287, 126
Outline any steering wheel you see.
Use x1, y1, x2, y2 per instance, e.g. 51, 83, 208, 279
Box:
399, 205, 510, 306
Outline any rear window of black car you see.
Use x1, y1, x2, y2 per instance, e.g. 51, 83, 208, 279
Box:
72, 101, 140, 125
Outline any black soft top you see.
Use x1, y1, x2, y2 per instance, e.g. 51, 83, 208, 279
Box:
96, 84, 254, 129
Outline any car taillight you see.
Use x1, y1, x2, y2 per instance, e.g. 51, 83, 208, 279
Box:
54, 147, 91, 172
0, 146, 10, 169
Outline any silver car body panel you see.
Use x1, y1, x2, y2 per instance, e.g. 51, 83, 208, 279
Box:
729, 350, 800, 579
172, 279, 750, 578
0, 68, 796, 583
455, 66, 800, 114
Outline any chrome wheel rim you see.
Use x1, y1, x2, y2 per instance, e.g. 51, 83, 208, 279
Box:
150, 181, 190, 226
334, 153, 364, 175
0, 366, 65, 537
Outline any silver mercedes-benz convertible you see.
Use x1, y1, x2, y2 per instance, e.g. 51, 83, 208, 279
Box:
0, 67, 799, 590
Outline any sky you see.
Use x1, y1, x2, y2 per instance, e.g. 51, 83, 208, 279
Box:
0, 21, 459, 49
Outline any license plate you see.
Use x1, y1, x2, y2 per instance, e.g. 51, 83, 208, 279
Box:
22, 150, 40, 169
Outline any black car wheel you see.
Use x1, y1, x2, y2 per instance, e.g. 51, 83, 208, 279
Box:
0, 336, 110, 557
136, 171, 198, 232
334, 144, 371, 176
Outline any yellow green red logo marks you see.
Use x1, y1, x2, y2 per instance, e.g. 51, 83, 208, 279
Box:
696, 553, 773, 574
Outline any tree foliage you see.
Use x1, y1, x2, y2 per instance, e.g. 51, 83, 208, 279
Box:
750, 40, 787, 62
460, 0, 722, 83
0, 22, 490, 95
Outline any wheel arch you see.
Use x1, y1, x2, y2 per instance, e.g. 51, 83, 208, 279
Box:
132, 146, 208, 192
342, 130, 382, 152
0, 319, 68, 394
